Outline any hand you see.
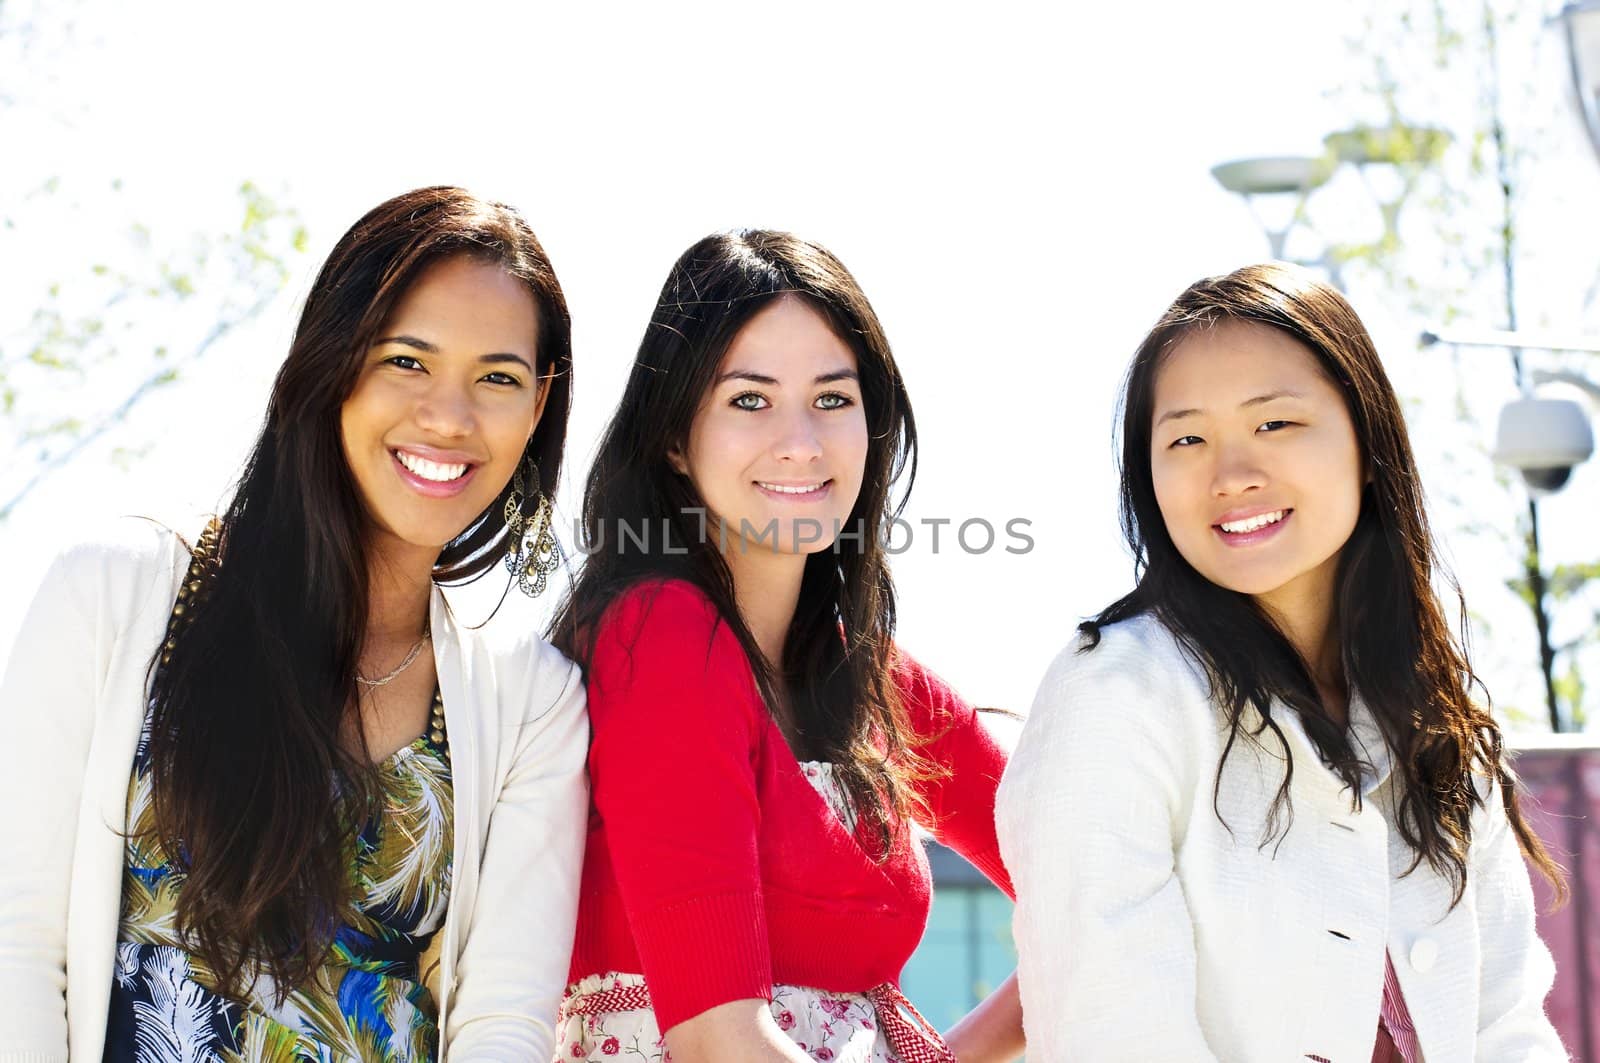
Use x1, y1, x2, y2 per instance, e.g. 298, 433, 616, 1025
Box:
664, 998, 816, 1063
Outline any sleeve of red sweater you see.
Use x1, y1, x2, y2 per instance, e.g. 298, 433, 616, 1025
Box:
585, 580, 772, 1031
895, 652, 1015, 898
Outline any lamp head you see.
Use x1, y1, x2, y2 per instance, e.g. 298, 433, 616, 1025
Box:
1493, 393, 1596, 496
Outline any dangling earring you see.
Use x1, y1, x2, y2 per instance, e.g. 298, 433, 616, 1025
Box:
504, 458, 560, 598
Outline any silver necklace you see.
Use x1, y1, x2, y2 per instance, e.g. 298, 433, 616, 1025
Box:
356, 630, 431, 687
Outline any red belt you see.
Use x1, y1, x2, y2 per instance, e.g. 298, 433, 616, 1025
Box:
560, 980, 957, 1063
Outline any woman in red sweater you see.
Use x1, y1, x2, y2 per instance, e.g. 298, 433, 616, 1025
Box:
550, 230, 1022, 1063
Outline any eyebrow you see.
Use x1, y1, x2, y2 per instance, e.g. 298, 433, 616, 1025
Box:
374, 335, 534, 372
716, 368, 860, 386
1154, 389, 1305, 427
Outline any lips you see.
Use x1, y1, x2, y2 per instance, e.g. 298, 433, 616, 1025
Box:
396, 450, 469, 483
1212, 507, 1293, 546
390, 447, 480, 499
1217, 508, 1287, 534
755, 479, 832, 502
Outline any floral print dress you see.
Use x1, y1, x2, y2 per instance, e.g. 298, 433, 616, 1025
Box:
104, 704, 454, 1063
556, 762, 901, 1063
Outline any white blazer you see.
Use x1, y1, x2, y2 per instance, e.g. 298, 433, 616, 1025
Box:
996, 613, 1565, 1062
0, 517, 589, 1061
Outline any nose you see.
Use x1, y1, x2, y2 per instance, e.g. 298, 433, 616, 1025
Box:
772, 407, 824, 464
1210, 439, 1266, 497
413, 378, 475, 439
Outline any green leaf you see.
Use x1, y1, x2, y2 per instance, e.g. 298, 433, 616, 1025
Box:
1547, 560, 1600, 603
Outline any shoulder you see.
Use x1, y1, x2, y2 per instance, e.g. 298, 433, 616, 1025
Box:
599, 577, 721, 640
435, 588, 585, 727
889, 648, 972, 734
1034, 612, 1211, 712
587, 577, 752, 694
592, 578, 734, 668
584, 578, 764, 737
51, 513, 193, 576
1012, 613, 1216, 775
10, 515, 199, 662
45, 514, 198, 610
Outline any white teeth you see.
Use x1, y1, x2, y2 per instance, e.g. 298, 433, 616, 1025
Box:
759, 481, 825, 495
1219, 509, 1287, 534
396, 451, 468, 482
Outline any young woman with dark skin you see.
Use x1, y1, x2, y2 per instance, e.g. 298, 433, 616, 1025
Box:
0, 187, 588, 1061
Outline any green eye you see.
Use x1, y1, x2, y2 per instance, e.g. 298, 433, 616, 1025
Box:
816, 393, 853, 410
732, 392, 768, 411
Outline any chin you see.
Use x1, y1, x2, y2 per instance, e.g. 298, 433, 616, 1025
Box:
375, 512, 477, 553
1193, 563, 1286, 598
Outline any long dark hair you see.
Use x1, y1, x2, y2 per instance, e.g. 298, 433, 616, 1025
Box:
145, 186, 573, 996
1085, 262, 1563, 904
551, 229, 929, 859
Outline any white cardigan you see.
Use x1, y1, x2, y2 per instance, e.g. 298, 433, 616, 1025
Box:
0, 517, 589, 1062
995, 613, 1566, 1063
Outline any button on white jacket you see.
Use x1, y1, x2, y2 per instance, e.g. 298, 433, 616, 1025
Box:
0, 518, 590, 1061
996, 614, 1566, 1062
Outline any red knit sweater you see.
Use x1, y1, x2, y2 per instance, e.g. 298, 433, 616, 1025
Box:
567, 579, 1014, 1031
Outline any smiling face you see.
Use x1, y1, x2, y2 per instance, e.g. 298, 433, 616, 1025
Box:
339, 254, 548, 564
671, 294, 868, 558
1149, 319, 1365, 625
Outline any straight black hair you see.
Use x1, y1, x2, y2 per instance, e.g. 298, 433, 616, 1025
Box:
552, 229, 935, 859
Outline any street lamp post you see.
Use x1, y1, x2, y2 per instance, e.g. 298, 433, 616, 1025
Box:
1417, 330, 1599, 732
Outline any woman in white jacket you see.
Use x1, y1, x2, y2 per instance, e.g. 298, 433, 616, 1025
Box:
997, 263, 1567, 1062
0, 187, 588, 1061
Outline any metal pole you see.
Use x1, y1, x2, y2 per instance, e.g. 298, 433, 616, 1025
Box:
1487, 2, 1564, 731
1524, 503, 1563, 732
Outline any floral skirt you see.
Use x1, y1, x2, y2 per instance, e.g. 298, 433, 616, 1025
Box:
556, 972, 899, 1062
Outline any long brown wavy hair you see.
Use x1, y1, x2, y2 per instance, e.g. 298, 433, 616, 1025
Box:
145, 186, 574, 997
551, 229, 932, 860
1084, 263, 1564, 904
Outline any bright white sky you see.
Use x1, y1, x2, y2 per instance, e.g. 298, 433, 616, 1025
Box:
3, 0, 1598, 727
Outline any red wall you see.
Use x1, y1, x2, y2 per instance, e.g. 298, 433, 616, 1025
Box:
1515, 742, 1600, 1062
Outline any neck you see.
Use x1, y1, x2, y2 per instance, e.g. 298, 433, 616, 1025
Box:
1257, 584, 1347, 723
723, 545, 805, 669
364, 532, 435, 641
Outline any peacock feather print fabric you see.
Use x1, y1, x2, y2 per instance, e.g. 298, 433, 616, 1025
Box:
104, 706, 454, 1063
